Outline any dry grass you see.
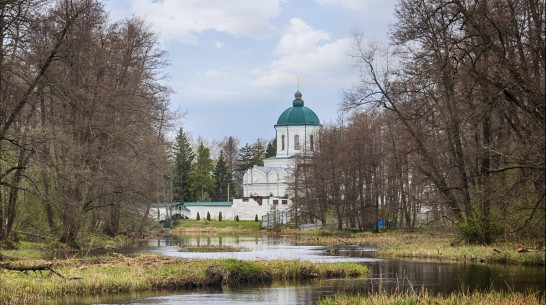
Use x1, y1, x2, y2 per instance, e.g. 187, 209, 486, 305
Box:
0, 253, 367, 304
294, 231, 545, 265
317, 290, 545, 305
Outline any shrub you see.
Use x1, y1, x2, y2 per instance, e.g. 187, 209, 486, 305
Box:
207, 211, 211, 221
255, 214, 259, 222
219, 212, 222, 222
235, 215, 239, 222
196, 212, 200, 220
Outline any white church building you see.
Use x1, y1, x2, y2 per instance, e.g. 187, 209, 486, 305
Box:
163, 90, 321, 222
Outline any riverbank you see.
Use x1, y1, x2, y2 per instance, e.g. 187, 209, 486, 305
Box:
294, 230, 545, 265
0, 253, 367, 304
317, 290, 545, 305
146, 220, 546, 265
2, 220, 544, 266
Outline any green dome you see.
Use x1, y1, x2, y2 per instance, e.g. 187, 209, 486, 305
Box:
276, 91, 320, 126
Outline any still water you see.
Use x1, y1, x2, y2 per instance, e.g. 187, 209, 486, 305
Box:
51, 234, 545, 305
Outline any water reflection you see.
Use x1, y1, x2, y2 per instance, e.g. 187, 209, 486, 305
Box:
46, 234, 545, 305
116, 234, 382, 262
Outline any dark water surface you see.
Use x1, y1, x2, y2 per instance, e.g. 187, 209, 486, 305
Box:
49, 234, 545, 305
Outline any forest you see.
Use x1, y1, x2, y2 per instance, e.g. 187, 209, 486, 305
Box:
1, 0, 544, 249
292, 0, 545, 244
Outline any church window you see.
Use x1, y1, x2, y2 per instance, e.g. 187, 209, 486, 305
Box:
273, 200, 278, 205
294, 135, 300, 150
309, 135, 314, 150
282, 200, 288, 205
281, 135, 285, 150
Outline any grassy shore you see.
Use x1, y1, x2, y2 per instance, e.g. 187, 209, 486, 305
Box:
293, 230, 545, 265
0, 254, 367, 304
317, 290, 545, 305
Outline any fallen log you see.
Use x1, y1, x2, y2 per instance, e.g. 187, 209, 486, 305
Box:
0, 262, 82, 280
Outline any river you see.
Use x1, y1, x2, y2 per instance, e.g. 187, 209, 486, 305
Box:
48, 234, 545, 305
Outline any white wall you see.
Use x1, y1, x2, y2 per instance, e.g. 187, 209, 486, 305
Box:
232, 197, 292, 221
275, 125, 321, 158
186, 205, 233, 220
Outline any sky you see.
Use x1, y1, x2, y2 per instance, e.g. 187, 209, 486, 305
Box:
103, 0, 397, 146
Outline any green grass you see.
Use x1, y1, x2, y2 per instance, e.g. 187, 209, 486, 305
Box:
0, 254, 368, 304
317, 290, 545, 305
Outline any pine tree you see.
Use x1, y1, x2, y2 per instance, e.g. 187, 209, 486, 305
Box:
255, 214, 259, 222
218, 211, 222, 222
213, 150, 232, 201
251, 140, 265, 166
196, 212, 200, 220
206, 211, 211, 221
237, 143, 254, 171
237, 139, 266, 171
172, 128, 194, 202
189, 141, 215, 201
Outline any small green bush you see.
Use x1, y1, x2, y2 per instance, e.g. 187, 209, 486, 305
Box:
196, 212, 200, 220
255, 214, 258, 222
207, 211, 211, 221
219, 212, 222, 222
235, 215, 239, 222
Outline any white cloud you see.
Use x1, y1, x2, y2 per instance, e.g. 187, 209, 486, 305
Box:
251, 18, 353, 88
211, 40, 223, 49
127, 0, 285, 43
315, 0, 388, 11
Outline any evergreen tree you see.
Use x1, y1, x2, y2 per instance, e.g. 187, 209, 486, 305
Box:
237, 139, 266, 171
265, 138, 277, 158
189, 141, 215, 201
237, 143, 254, 171
251, 140, 266, 166
196, 212, 200, 220
206, 211, 211, 221
218, 211, 222, 222
213, 150, 232, 201
172, 128, 194, 202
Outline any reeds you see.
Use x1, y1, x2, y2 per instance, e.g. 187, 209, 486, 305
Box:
317, 290, 545, 305
0, 254, 368, 304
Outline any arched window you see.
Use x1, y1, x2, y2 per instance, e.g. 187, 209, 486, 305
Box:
309, 135, 314, 151
281, 135, 285, 150
294, 135, 300, 150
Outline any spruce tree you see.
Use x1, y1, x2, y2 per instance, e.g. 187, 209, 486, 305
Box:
206, 211, 211, 221
189, 141, 215, 201
218, 211, 222, 222
196, 212, 200, 220
265, 138, 276, 158
172, 128, 194, 202
213, 151, 232, 201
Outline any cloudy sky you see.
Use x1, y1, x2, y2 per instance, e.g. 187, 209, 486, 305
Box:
103, 0, 396, 146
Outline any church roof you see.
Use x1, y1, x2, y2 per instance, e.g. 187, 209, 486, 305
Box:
275, 91, 321, 126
